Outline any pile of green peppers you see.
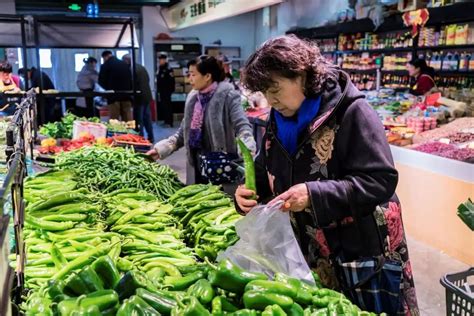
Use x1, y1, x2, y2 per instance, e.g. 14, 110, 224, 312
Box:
168, 184, 242, 260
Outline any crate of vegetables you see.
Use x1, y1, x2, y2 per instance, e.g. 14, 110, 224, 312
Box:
112, 134, 152, 152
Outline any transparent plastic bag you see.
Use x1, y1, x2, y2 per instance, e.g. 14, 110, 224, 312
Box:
217, 201, 315, 285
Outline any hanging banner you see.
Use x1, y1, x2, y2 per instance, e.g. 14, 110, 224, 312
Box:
162, 0, 283, 30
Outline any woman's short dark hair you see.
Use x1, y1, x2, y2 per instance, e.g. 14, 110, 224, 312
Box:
243, 35, 335, 97
84, 57, 97, 64
409, 58, 435, 77
187, 55, 225, 82
0, 62, 13, 73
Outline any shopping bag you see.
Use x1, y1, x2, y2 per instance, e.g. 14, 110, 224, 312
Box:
218, 201, 315, 285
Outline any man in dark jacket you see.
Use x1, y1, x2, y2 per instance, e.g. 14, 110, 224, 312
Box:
98, 51, 133, 121
156, 54, 175, 127
18, 67, 56, 124
122, 54, 154, 143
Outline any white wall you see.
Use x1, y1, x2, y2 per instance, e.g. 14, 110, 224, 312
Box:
0, 0, 15, 14
141, 0, 349, 94
141, 6, 257, 94
255, 0, 349, 47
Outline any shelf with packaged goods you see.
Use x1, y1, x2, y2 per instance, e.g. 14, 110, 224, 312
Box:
342, 68, 377, 74
417, 44, 474, 51
336, 47, 414, 54
382, 70, 409, 74
434, 70, 474, 76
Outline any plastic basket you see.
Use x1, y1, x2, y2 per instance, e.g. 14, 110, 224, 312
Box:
440, 268, 474, 316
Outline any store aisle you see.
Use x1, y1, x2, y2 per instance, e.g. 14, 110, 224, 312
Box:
153, 123, 469, 316
408, 236, 469, 316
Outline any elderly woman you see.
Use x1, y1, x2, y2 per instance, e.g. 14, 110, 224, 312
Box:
235, 35, 418, 315
148, 55, 255, 190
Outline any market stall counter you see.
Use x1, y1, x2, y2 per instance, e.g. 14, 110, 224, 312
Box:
391, 145, 474, 264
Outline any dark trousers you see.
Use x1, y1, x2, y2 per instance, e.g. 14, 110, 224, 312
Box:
82, 89, 96, 118
134, 103, 154, 143
160, 92, 173, 126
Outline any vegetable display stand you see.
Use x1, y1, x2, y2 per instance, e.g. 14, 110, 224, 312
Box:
440, 268, 474, 315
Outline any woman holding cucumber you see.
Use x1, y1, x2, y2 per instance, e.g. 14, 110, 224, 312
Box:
148, 55, 256, 190
235, 35, 418, 316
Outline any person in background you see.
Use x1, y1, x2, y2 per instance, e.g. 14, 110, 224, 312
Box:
156, 54, 175, 127
98, 51, 133, 121
76, 57, 98, 118
147, 55, 256, 192
235, 35, 418, 315
18, 67, 56, 124
407, 58, 436, 96
0, 62, 20, 92
122, 54, 155, 144
219, 55, 239, 90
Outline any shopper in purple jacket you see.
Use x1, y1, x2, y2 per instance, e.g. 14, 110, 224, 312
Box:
236, 35, 419, 316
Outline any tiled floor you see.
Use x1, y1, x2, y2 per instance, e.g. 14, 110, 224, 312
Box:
152, 123, 471, 316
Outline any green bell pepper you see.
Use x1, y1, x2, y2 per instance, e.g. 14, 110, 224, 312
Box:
285, 303, 304, 316
243, 291, 293, 310
78, 290, 119, 311
207, 259, 267, 294
70, 305, 101, 316
115, 270, 149, 301
91, 255, 120, 289
211, 296, 239, 315
228, 310, 259, 316
117, 295, 161, 316
78, 266, 104, 293
64, 272, 89, 296
262, 305, 287, 316
273, 273, 315, 305
137, 288, 177, 315
187, 279, 215, 305
181, 297, 211, 316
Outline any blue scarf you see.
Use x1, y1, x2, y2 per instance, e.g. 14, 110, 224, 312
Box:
274, 97, 322, 155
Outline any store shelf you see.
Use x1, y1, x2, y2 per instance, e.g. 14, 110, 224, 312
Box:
417, 44, 474, 51
342, 68, 377, 74
435, 71, 474, 76
336, 47, 413, 54
382, 70, 408, 74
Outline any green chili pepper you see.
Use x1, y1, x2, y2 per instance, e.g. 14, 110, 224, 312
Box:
29, 191, 87, 212
207, 259, 267, 294
50, 243, 68, 270
163, 271, 205, 291
25, 216, 75, 231
245, 280, 297, 299
41, 213, 88, 222
243, 291, 293, 310
262, 305, 288, 316
117, 257, 134, 272
237, 138, 256, 198
137, 288, 177, 315
187, 279, 215, 305
52, 244, 109, 281
142, 260, 182, 277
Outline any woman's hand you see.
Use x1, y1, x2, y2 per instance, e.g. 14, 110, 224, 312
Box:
146, 148, 161, 161
235, 185, 258, 213
269, 183, 310, 212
